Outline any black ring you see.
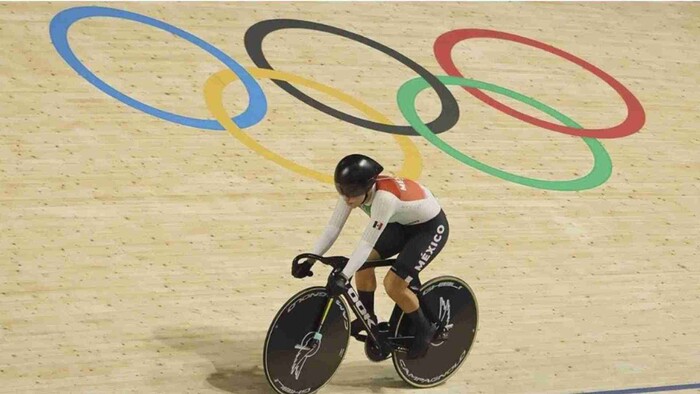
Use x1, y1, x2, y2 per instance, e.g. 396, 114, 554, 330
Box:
244, 19, 460, 136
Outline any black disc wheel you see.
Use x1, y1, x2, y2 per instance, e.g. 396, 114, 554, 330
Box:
264, 286, 351, 394
392, 276, 478, 388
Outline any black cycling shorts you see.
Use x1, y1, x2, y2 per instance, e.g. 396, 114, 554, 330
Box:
373, 209, 449, 290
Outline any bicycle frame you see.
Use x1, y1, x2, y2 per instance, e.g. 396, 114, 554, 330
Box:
341, 284, 381, 343
276, 253, 478, 390
293, 253, 397, 348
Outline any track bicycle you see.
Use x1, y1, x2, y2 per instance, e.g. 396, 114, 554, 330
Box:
263, 253, 478, 393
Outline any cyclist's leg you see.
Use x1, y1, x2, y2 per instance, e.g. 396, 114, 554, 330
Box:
355, 249, 381, 292
352, 222, 404, 337
384, 211, 449, 358
353, 249, 380, 334
385, 210, 449, 310
355, 221, 404, 302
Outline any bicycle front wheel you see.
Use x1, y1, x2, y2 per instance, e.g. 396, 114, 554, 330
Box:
264, 286, 351, 394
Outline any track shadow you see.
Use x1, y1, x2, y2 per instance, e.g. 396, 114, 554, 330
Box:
330, 359, 408, 392
154, 325, 417, 393
153, 325, 270, 393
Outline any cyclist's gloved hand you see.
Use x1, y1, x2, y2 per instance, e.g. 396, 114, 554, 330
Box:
292, 258, 315, 278
326, 271, 349, 297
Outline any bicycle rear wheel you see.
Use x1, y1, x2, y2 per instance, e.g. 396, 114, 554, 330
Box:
392, 276, 478, 388
264, 286, 351, 394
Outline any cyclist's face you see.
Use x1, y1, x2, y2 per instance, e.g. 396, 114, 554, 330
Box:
342, 193, 365, 208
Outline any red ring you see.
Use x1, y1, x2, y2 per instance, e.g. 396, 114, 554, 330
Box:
434, 29, 645, 139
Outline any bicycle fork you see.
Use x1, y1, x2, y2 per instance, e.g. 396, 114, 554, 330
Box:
303, 296, 335, 350
313, 289, 382, 339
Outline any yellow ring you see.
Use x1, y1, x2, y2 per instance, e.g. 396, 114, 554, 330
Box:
204, 67, 422, 183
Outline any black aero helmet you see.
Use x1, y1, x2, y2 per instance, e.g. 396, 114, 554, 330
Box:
334, 154, 384, 197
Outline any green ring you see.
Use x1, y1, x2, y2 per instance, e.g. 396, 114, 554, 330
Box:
397, 75, 612, 191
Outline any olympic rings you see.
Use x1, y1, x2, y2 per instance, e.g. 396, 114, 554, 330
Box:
397, 75, 612, 191
434, 29, 645, 139
49, 6, 267, 131
244, 18, 460, 136
204, 68, 423, 183
49, 6, 646, 191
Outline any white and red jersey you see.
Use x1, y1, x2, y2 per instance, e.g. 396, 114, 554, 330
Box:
310, 176, 442, 278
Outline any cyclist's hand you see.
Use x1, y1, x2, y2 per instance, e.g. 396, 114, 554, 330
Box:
292, 259, 315, 278
327, 271, 349, 297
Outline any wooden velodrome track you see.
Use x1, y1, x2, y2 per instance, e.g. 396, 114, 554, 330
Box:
1, 1, 698, 393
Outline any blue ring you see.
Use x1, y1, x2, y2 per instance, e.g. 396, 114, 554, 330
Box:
49, 6, 267, 131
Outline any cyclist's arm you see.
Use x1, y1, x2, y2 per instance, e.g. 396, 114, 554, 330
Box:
341, 192, 397, 278
310, 197, 352, 256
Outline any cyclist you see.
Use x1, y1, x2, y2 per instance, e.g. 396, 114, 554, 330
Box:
292, 153, 449, 359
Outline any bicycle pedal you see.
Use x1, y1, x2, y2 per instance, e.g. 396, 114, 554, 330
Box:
376, 321, 391, 333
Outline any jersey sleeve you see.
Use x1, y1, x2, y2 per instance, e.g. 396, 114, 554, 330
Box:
310, 197, 352, 256
341, 191, 398, 278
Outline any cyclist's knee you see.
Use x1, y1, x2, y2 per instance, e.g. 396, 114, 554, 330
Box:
355, 268, 375, 283
383, 271, 407, 298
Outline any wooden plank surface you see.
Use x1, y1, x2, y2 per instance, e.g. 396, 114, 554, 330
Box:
0, 2, 698, 393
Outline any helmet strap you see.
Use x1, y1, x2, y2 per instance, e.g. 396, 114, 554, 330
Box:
361, 183, 376, 205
